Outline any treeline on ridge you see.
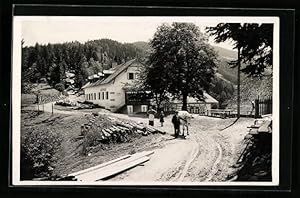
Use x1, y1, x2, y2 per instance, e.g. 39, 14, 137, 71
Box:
21, 39, 145, 89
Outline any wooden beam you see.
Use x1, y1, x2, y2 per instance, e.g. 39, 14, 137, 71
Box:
79, 156, 150, 181
69, 155, 131, 177
75, 151, 154, 181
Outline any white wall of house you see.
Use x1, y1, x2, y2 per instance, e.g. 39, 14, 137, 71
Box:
83, 64, 140, 112
84, 85, 124, 111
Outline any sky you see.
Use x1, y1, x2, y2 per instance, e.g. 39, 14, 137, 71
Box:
21, 16, 236, 50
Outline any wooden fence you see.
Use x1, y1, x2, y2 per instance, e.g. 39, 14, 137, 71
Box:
255, 97, 272, 118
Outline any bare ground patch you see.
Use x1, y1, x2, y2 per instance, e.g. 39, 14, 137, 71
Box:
21, 110, 168, 177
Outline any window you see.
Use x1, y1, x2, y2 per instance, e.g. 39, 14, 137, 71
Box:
102, 92, 105, 100
106, 91, 109, 100
110, 92, 115, 94
128, 73, 134, 80
141, 105, 148, 112
94, 93, 96, 100
98, 92, 101, 100
127, 105, 133, 114
110, 99, 115, 101
86, 94, 88, 100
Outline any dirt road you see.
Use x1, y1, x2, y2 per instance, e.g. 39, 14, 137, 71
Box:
23, 102, 253, 182
108, 114, 253, 182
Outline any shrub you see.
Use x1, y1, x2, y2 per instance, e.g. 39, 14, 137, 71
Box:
21, 128, 62, 180
54, 83, 65, 92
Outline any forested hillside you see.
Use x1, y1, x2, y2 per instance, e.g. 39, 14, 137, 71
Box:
22, 39, 145, 89
21, 39, 240, 108
22, 38, 272, 109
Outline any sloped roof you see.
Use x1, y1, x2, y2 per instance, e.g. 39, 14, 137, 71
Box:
171, 93, 218, 104
81, 82, 90, 89
100, 59, 137, 84
83, 59, 138, 89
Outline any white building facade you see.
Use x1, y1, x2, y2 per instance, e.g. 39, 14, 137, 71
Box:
82, 59, 143, 112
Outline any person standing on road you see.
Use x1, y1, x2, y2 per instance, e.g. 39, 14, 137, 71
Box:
159, 110, 165, 127
250, 100, 255, 116
172, 111, 181, 138
147, 107, 157, 126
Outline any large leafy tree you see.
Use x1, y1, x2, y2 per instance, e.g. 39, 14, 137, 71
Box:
138, 61, 169, 110
147, 23, 218, 110
206, 23, 273, 118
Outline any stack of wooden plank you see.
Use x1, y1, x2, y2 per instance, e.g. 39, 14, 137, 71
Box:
77, 114, 166, 144
96, 121, 165, 143
68, 151, 154, 181
247, 116, 272, 135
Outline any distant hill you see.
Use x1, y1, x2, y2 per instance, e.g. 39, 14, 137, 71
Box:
212, 46, 272, 108
211, 45, 239, 85
132, 41, 239, 85
217, 58, 239, 85
132, 41, 152, 52
212, 45, 238, 60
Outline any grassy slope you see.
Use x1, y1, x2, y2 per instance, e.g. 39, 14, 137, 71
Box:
217, 58, 238, 85
21, 110, 166, 177
212, 46, 272, 109
22, 83, 61, 107
226, 75, 273, 110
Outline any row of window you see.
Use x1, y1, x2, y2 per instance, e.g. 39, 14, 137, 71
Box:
127, 105, 148, 114
86, 91, 109, 101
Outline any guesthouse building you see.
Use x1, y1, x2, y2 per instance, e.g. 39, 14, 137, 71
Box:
82, 59, 150, 113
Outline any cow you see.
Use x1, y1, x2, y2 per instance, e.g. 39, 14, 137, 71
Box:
177, 110, 193, 137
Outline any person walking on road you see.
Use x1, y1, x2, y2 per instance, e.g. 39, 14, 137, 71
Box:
159, 110, 165, 127
147, 107, 157, 126
172, 111, 181, 138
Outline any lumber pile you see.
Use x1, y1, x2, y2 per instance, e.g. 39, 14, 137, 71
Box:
229, 115, 272, 181
247, 116, 272, 135
68, 151, 154, 181
79, 114, 166, 145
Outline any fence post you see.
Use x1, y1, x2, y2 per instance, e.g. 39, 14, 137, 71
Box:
37, 94, 39, 113
254, 99, 259, 118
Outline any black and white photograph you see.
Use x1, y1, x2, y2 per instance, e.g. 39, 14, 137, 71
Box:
12, 16, 279, 186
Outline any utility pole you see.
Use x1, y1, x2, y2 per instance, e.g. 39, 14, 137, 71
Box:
237, 47, 241, 118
